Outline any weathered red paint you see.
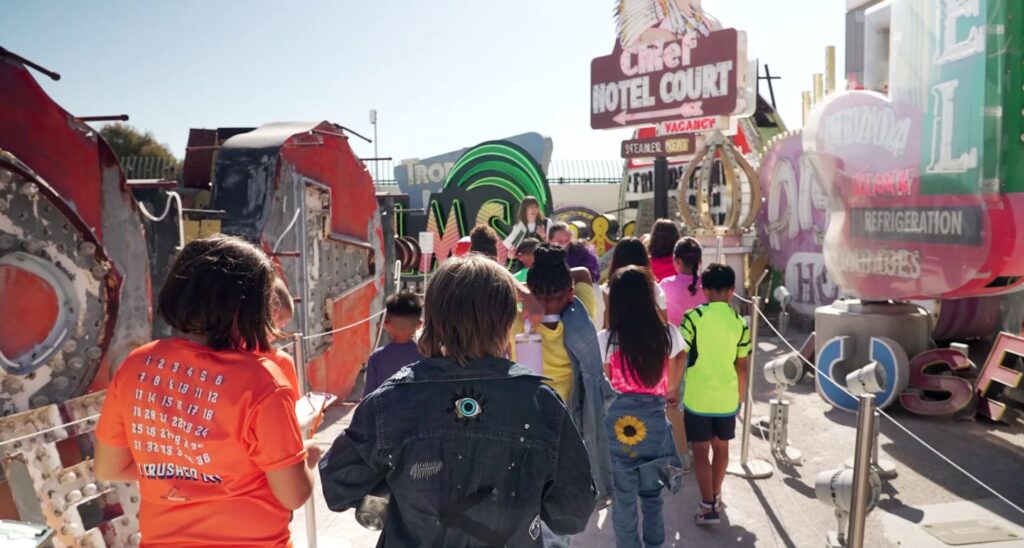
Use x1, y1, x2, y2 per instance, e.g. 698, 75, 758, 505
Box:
0, 56, 150, 401
0, 59, 106, 236
0, 264, 59, 358
281, 125, 384, 399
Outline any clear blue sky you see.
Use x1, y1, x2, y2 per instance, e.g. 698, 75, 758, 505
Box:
4, 0, 845, 163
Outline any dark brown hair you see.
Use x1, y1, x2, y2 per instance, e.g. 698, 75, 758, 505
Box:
648, 219, 681, 258
517, 195, 546, 225
386, 291, 422, 319
517, 237, 540, 255
701, 263, 737, 291
674, 237, 703, 295
547, 221, 571, 241
418, 254, 517, 365
469, 224, 499, 259
158, 234, 280, 352
272, 277, 294, 320
526, 243, 572, 297
609, 237, 650, 276
607, 266, 670, 388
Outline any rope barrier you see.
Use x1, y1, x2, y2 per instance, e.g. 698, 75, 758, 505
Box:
0, 307, 387, 448
136, 191, 184, 250
273, 208, 302, 254
752, 304, 1024, 517
302, 309, 387, 341
0, 414, 100, 448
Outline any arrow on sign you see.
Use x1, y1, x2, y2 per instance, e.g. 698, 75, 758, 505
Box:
612, 102, 705, 125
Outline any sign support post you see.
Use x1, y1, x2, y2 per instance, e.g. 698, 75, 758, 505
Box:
653, 155, 668, 220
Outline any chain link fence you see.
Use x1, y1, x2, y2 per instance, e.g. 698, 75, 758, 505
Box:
122, 156, 624, 186
121, 156, 182, 180
368, 158, 623, 186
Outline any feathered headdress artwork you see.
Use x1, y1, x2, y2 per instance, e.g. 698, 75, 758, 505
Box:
616, 0, 715, 49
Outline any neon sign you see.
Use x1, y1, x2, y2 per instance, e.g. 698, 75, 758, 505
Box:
756, 132, 837, 316
398, 140, 553, 270
975, 333, 1024, 423
805, 0, 1024, 300
590, 3, 748, 130
816, 336, 909, 412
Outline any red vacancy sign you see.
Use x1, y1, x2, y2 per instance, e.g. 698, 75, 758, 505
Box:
591, 28, 746, 130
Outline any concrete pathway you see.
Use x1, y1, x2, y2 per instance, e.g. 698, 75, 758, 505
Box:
292, 328, 1024, 547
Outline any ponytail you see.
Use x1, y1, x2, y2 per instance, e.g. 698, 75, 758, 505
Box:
673, 237, 703, 296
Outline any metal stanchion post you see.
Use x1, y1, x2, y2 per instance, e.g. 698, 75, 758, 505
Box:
292, 333, 318, 548
848, 394, 876, 548
727, 295, 773, 479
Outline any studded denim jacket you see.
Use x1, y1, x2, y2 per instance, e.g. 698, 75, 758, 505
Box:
319, 357, 596, 547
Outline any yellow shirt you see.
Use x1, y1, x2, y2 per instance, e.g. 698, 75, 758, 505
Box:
538, 322, 574, 401
575, 281, 596, 321
536, 282, 597, 402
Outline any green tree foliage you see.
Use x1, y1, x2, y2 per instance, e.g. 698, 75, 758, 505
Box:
99, 123, 177, 163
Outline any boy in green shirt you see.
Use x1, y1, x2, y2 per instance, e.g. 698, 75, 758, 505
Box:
679, 264, 751, 525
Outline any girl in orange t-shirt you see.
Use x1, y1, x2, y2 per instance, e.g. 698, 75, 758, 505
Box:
95, 234, 319, 547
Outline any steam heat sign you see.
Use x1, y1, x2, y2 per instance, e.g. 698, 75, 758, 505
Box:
591, 28, 747, 130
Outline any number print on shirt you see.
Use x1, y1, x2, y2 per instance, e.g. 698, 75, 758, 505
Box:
126, 351, 234, 471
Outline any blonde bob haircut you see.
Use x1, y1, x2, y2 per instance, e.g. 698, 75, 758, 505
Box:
418, 254, 517, 365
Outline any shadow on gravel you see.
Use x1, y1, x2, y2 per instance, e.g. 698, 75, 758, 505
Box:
746, 479, 798, 548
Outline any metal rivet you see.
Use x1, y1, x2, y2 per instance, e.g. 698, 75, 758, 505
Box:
19, 182, 39, 197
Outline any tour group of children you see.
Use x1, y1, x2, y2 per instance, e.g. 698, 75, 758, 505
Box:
93, 196, 751, 548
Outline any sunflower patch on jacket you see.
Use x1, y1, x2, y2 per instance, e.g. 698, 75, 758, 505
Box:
603, 393, 682, 494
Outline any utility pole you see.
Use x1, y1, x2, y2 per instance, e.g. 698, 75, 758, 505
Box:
758, 64, 782, 111
370, 109, 379, 182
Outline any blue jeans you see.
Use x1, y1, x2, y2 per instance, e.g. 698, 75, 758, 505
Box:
612, 466, 666, 548
605, 394, 682, 548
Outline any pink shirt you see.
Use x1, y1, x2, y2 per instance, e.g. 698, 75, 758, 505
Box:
660, 273, 708, 327
598, 328, 686, 396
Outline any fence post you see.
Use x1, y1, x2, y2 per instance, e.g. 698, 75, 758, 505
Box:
848, 394, 876, 548
727, 295, 773, 479
292, 332, 318, 548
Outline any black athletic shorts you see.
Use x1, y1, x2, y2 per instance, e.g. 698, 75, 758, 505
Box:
684, 411, 737, 442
